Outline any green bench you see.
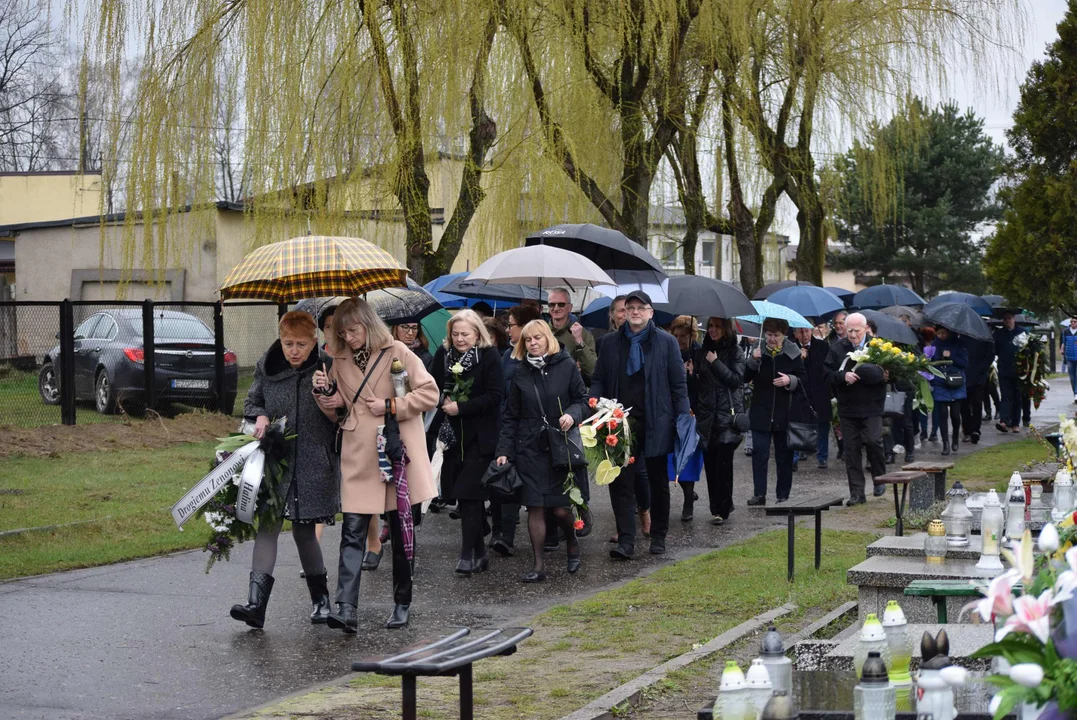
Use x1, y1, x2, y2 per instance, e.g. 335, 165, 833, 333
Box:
904, 578, 1022, 623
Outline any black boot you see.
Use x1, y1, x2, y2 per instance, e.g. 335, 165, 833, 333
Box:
328, 513, 371, 634
951, 432, 959, 453
941, 438, 951, 456
386, 510, 412, 629
230, 571, 274, 629
305, 571, 331, 624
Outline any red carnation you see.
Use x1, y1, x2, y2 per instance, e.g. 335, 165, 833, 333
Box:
628, 456, 636, 464
588, 397, 598, 408
573, 519, 584, 530
612, 408, 624, 419
607, 419, 619, 430
606, 434, 619, 447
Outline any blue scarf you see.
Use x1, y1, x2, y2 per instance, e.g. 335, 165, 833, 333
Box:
624, 323, 651, 376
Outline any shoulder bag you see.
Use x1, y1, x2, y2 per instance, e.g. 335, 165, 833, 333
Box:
333, 348, 389, 455
480, 459, 522, 501
785, 380, 819, 453
942, 372, 965, 390
715, 388, 749, 447
531, 374, 587, 470
883, 389, 907, 418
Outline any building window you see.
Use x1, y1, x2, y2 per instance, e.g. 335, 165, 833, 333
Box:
701, 240, 715, 267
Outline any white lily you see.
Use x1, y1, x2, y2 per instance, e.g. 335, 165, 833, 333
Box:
1039, 523, 1060, 553
968, 569, 1020, 622
996, 590, 1054, 644
1009, 663, 1045, 688
1001, 529, 1036, 585
1054, 570, 1077, 605
1066, 546, 1077, 573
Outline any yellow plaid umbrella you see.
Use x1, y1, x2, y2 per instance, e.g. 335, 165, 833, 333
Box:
220, 235, 408, 302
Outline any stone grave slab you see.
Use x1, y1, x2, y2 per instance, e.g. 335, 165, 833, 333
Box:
848, 556, 983, 623
867, 533, 981, 561
821, 623, 993, 672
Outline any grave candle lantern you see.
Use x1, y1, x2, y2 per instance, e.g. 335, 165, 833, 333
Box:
1053, 468, 1075, 523
881, 600, 912, 686
976, 490, 1005, 577
854, 651, 896, 720
940, 481, 972, 547
853, 613, 891, 680
924, 519, 948, 564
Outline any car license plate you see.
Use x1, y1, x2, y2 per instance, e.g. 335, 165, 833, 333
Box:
172, 379, 210, 390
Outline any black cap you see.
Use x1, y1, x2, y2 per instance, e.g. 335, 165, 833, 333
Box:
625, 290, 652, 307
860, 651, 889, 685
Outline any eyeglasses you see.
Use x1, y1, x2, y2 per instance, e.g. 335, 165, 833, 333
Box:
548, 302, 569, 309
625, 305, 651, 313
507, 322, 519, 328
397, 325, 419, 333
338, 325, 364, 338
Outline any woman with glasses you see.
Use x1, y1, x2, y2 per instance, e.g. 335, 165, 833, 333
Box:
392, 322, 434, 373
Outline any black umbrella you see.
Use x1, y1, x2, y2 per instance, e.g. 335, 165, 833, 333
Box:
825, 286, 856, 307
923, 292, 993, 317
364, 277, 443, 325
922, 303, 994, 342
753, 280, 816, 300
853, 284, 925, 309
879, 305, 925, 328
438, 277, 548, 305
525, 223, 665, 273
861, 309, 920, 345
654, 275, 756, 319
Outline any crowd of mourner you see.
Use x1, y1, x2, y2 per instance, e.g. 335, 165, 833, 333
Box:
225, 290, 1037, 633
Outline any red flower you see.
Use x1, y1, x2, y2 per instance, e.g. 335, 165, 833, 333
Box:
573, 519, 584, 530
607, 419, 619, 430
612, 408, 624, 419
606, 434, 619, 447
628, 456, 636, 464
588, 397, 598, 408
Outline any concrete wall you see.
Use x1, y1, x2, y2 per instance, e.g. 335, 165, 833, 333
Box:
0, 173, 103, 226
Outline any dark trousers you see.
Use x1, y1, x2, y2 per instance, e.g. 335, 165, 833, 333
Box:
985, 380, 1000, 418
336, 510, 412, 608
1000, 377, 1021, 427
937, 400, 961, 442
703, 442, 736, 519
817, 419, 830, 463
840, 415, 886, 499
608, 454, 670, 551
961, 385, 985, 438
1068, 359, 1077, 394
750, 429, 793, 500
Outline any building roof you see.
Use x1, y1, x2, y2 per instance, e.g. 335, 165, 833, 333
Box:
0, 201, 245, 237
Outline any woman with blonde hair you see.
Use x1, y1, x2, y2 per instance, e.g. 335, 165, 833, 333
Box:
496, 319, 588, 581
313, 298, 438, 632
429, 309, 504, 575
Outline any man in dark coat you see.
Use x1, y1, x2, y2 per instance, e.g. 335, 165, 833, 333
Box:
792, 326, 833, 469
993, 311, 1026, 433
824, 312, 887, 505
590, 291, 690, 558
961, 337, 996, 444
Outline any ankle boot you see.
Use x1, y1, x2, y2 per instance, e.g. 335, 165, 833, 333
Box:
941, 438, 951, 456
230, 571, 274, 629
951, 432, 959, 453
327, 603, 358, 633
305, 571, 331, 624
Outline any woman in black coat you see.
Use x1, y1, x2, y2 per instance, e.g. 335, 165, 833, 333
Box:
430, 310, 503, 576
791, 326, 834, 469
692, 317, 746, 524
496, 319, 589, 583
743, 318, 808, 505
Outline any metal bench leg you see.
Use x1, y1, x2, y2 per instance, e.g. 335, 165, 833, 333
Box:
814, 510, 822, 570
893, 485, 903, 537
787, 514, 795, 582
934, 597, 948, 624
460, 663, 473, 720
403, 675, 417, 720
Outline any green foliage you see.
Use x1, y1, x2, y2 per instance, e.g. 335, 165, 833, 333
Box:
985, 1, 1077, 315
830, 98, 1003, 296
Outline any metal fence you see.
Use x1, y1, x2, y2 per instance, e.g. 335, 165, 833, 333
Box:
0, 299, 288, 427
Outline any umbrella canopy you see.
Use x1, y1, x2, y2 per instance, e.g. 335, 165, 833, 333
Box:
364, 277, 443, 326
422, 272, 472, 308
671, 413, 700, 479
653, 275, 755, 319
734, 319, 762, 337
421, 308, 452, 349
467, 245, 614, 290
292, 296, 346, 319
595, 268, 670, 303
525, 223, 664, 273
825, 286, 856, 307
981, 294, 1023, 317
924, 292, 993, 317
438, 277, 547, 309
922, 302, 994, 342
766, 286, 845, 323
579, 296, 673, 329
737, 300, 813, 329
220, 235, 407, 302
860, 309, 920, 345
753, 280, 816, 300
879, 305, 925, 328
852, 284, 926, 310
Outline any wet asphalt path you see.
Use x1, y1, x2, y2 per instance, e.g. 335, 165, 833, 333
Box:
1, 388, 1070, 720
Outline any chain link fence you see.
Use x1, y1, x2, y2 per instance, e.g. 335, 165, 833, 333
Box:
0, 300, 290, 427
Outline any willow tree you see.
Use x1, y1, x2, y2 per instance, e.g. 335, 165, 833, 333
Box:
76, 0, 504, 283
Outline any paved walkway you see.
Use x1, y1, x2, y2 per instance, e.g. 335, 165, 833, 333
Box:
0, 384, 1071, 719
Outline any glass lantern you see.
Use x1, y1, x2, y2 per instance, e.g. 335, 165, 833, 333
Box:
925, 519, 948, 564
1005, 482, 1026, 548
941, 481, 972, 547
745, 658, 774, 718
882, 600, 912, 686
854, 613, 891, 680
854, 651, 896, 720
976, 490, 1005, 577
716, 661, 750, 720
1053, 468, 1075, 523
759, 625, 793, 696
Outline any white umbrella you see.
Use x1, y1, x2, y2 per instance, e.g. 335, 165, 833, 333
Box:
595, 268, 670, 303
466, 245, 615, 291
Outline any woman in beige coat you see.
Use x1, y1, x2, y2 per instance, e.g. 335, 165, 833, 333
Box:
313, 298, 437, 632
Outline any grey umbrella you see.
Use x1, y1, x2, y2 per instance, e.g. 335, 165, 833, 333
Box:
525, 223, 665, 273
880, 305, 925, 328
466, 245, 614, 290
861, 309, 920, 345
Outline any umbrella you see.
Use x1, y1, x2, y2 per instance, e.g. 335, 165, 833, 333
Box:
595, 268, 670, 304
924, 292, 993, 317
860, 309, 920, 345
734, 319, 761, 337
852, 284, 926, 310
766, 286, 845, 322
364, 277, 443, 325
671, 413, 700, 480
438, 277, 548, 309
423, 272, 472, 308
736, 300, 813, 329
825, 286, 856, 307
879, 305, 925, 328
421, 308, 452, 349
466, 245, 615, 291
220, 235, 407, 302
579, 296, 673, 329
292, 296, 346, 319
753, 280, 816, 300
981, 294, 1007, 308
922, 303, 993, 342
653, 275, 755, 319
525, 223, 665, 273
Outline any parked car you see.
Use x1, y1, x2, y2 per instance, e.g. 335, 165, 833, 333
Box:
38, 309, 239, 415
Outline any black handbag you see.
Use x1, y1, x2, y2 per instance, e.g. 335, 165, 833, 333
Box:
785, 382, 818, 452
531, 378, 588, 470
333, 349, 389, 455
942, 372, 965, 389
480, 459, 522, 500
715, 388, 748, 447
883, 390, 907, 418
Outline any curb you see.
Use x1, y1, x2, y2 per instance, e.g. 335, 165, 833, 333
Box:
559, 602, 797, 720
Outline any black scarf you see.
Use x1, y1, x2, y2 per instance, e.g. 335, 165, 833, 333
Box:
437, 346, 480, 449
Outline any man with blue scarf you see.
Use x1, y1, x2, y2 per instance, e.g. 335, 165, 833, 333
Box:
590, 291, 690, 558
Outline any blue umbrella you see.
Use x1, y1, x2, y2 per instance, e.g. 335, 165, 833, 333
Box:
852, 284, 925, 310
825, 286, 856, 307
579, 296, 673, 329
671, 413, 700, 480
766, 286, 845, 322
923, 292, 993, 317
423, 272, 471, 308
736, 300, 813, 329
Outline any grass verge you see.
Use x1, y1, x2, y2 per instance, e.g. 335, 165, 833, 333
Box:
0, 440, 220, 579
949, 436, 1057, 492
240, 528, 875, 720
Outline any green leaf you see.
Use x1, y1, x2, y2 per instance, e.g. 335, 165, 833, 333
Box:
568, 486, 583, 504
